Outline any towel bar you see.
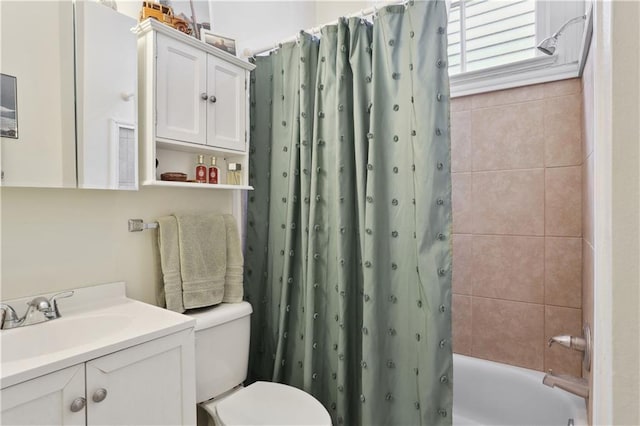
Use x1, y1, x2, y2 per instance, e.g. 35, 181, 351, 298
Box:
128, 219, 159, 232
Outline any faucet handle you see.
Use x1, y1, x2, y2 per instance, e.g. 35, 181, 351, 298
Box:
50, 291, 74, 304
0, 303, 20, 329
548, 335, 587, 351
49, 291, 74, 317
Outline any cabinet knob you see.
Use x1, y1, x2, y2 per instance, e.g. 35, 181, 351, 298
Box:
121, 92, 135, 102
200, 93, 208, 100
209, 95, 217, 103
92, 388, 108, 403
70, 397, 86, 412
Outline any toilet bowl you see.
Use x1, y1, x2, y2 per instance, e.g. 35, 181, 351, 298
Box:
187, 302, 331, 426
200, 381, 331, 425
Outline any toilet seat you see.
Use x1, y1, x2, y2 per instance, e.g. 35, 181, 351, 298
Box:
201, 381, 331, 426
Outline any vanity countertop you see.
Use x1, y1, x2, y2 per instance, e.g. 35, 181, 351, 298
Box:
0, 282, 194, 389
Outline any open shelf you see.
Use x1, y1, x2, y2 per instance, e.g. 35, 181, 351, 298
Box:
142, 180, 253, 190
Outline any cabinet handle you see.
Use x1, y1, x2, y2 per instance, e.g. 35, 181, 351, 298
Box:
200, 93, 208, 100
92, 388, 108, 403
70, 397, 86, 412
209, 95, 217, 103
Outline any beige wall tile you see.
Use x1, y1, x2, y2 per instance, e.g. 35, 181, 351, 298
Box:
546, 166, 582, 237
544, 78, 582, 97
545, 237, 582, 308
451, 111, 472, 172
472, 235, 544, 303
472, 297, 544, 370
451, 96, 472, 112
583, 153, 594, 246
472, 101, 545, 171
453, 234, 473, 295
472, 169, 545, 235
545, 306, 583, 376
453, 294, 472, 355
452, 173, 473, 234
471, 84, 544, 109
544, 94, 582, 167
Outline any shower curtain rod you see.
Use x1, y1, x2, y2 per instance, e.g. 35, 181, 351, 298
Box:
242, 1, 406, 57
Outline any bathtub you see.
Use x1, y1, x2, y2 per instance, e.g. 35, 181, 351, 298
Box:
453, 354, 588, 426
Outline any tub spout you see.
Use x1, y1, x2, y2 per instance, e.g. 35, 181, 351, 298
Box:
543, 371, 589, 399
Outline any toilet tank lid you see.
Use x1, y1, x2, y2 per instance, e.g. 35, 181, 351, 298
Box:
185, 302, 252, 331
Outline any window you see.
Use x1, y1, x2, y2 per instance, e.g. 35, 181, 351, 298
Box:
447, 0, 589, 97
448, 0, 537, 75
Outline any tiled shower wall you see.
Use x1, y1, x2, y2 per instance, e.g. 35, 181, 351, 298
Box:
451, 79, 584, 375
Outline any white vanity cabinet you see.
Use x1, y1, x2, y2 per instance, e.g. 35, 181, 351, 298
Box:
0, 329, 195, 426
85, 330, 192, 425
1, 365, 85, 426
136, 19, 255, 189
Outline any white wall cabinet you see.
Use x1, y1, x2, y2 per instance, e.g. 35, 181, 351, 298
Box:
137, 19, 255, 189
0, 0, 138, 190
0, 330, 195, 425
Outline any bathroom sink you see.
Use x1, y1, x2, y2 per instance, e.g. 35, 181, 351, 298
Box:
0, 282, 195, 389
0, 313, 132, 363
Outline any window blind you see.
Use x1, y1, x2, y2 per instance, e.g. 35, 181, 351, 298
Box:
448, 0, 537, 75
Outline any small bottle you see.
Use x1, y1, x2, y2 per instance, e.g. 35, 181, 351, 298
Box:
195, 154, 207, 183
227, 163, 242, 185
208, 156, 219, 184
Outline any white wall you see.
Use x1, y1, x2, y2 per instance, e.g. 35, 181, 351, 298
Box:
210, 2, 315, 55
591, 0, 640, 424
1, 187, 232, 304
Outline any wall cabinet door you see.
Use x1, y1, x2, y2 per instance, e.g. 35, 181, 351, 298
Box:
206, 55, 245, 151
0, 0, 76, 188
1, 365, 86, 426
156, 33, 207, 145
85, 330, 196, 425
75, 0, 138, 190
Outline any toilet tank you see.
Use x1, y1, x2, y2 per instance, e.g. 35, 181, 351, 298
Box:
186, 302, 253, 403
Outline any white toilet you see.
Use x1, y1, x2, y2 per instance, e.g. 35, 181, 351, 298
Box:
187, 302, 332, 426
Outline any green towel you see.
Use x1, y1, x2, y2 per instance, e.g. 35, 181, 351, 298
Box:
176, 214, 227, 309
157, 215, 184, 312
222, 214, 244, 303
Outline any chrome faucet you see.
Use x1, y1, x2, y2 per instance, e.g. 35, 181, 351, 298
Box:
543, 370, 590, 399
0, 291, 74, 329
548, 324, 591, 371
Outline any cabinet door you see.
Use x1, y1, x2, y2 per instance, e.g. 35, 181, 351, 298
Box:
206, 55, 246, 151
86, 330, 196, 426
1, 364, 85, 426
0, 0, 76, 188
156, 33, 207, 145
75, 0, 138, 190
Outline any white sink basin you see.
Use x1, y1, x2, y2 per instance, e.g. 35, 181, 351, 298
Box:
1, 314, 132, 363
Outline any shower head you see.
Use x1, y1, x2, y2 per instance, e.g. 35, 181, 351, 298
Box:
537, 35, 559, 55
536, 14, 586, 56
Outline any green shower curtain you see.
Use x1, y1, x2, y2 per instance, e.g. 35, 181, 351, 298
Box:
245, 1, 452, 424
